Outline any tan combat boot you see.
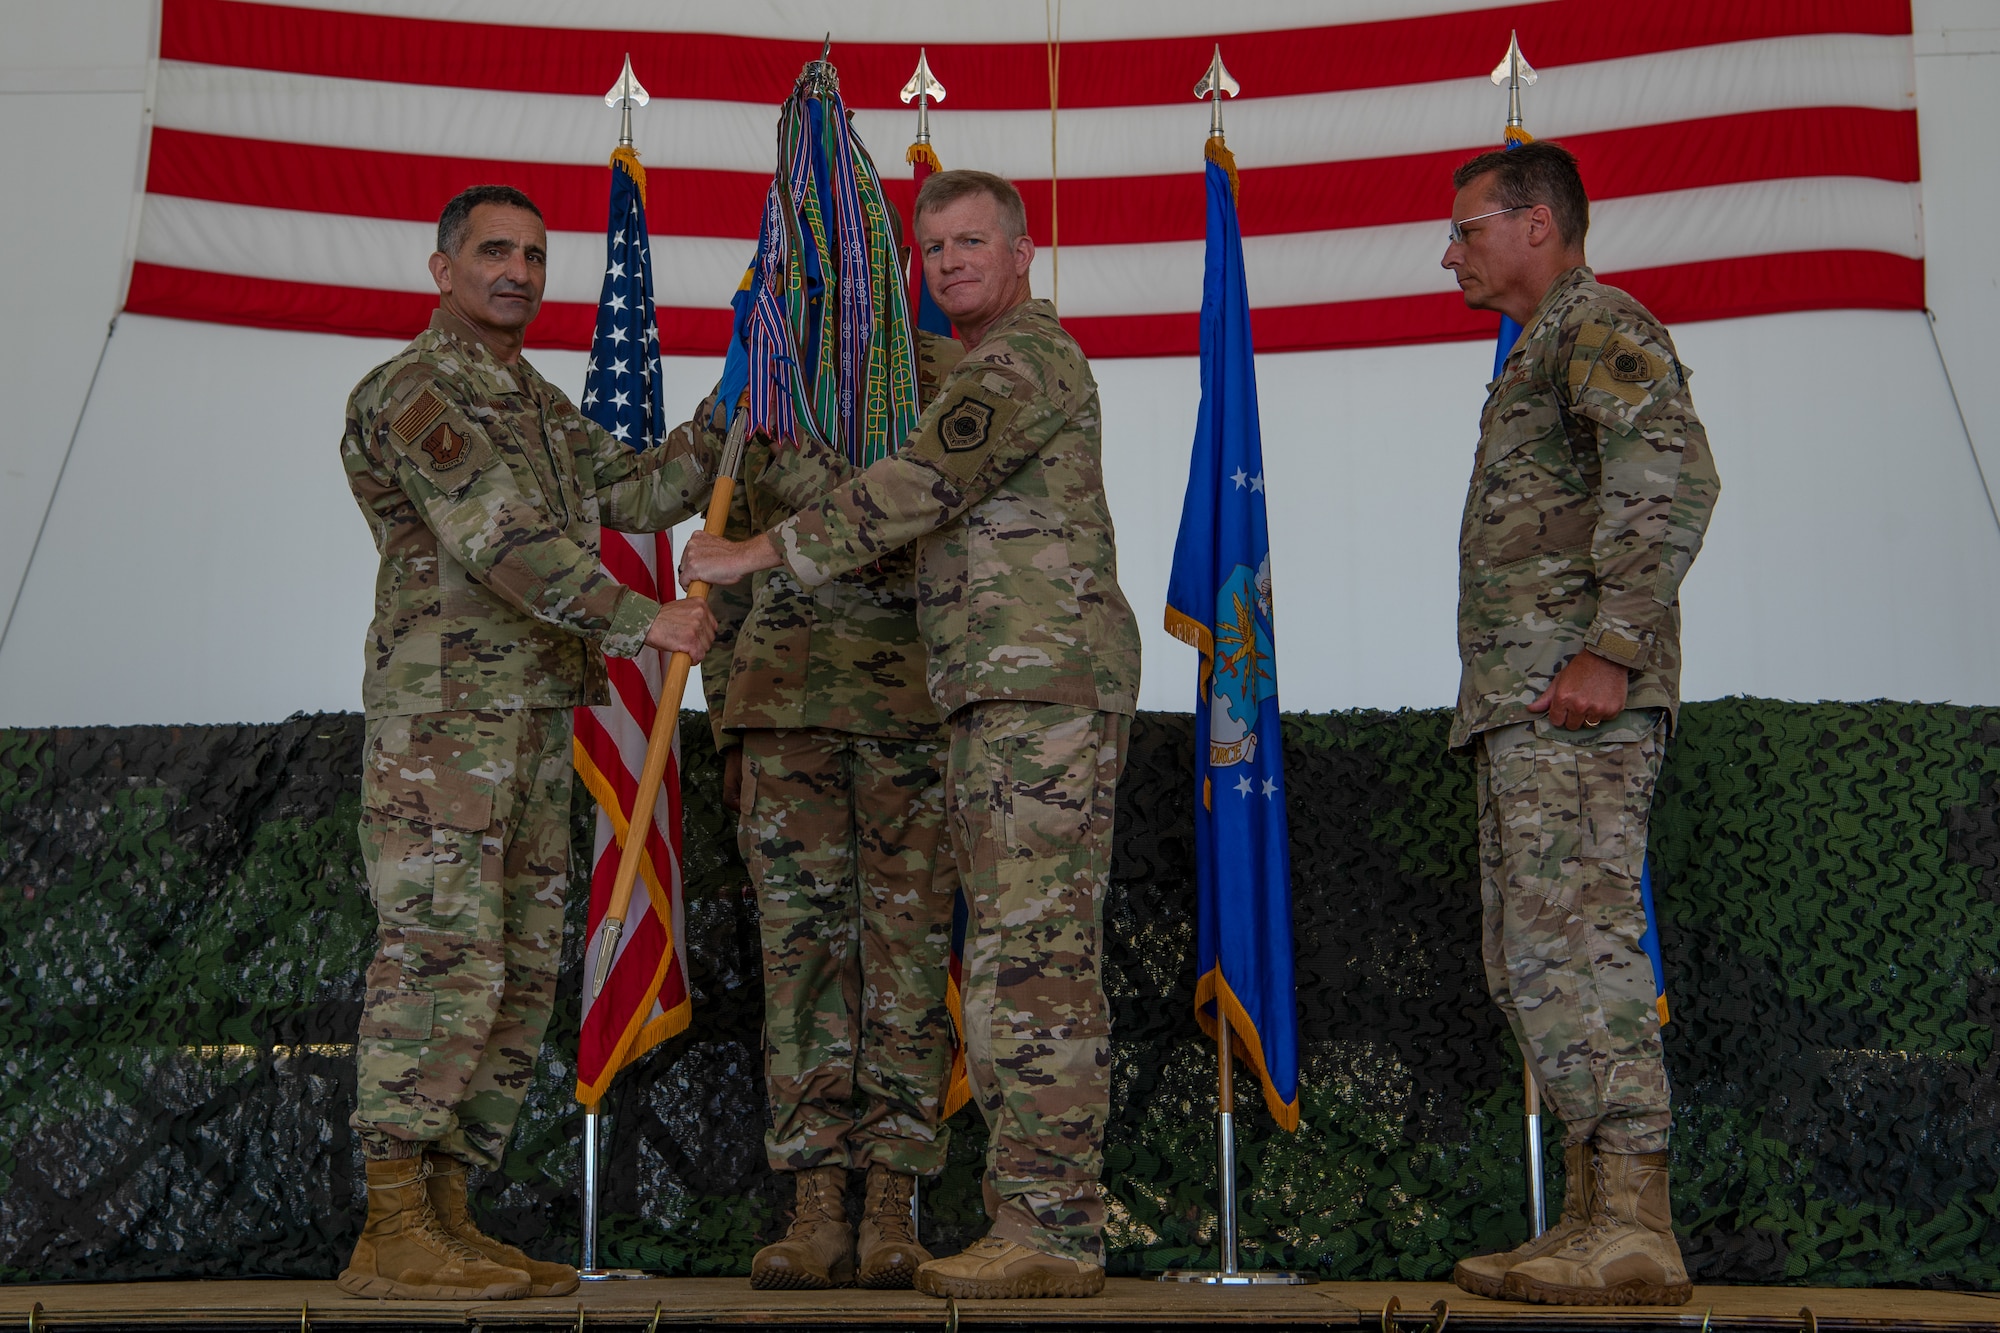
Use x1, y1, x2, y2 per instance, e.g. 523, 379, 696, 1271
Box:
1504, 1150, 1693, 1306
336, 1159, 530, 1300
913, 1236, 1105, 1299
854, 1163, 933, 1288
425, 1152, 580, 1297
750, 1165, 855, 1289
1453, 1141, 1595, 1299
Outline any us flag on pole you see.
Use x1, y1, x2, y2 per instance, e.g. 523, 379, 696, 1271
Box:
572, 145, 692, 1107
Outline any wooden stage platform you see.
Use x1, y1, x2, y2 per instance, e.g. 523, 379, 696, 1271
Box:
2, 1278, 1996, 1332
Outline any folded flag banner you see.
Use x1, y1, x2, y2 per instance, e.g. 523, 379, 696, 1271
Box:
1164, 135, 1300, 1131
129, 1, 1922, 358
572, 145, 692, 1107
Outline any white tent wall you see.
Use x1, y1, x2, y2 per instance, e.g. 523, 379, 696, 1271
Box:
2, 1, 1997, 727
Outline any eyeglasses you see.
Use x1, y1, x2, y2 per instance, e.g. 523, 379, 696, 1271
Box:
1446, 205, 1524, 246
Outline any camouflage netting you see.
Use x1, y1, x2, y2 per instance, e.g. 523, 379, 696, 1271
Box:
3, 702, 1997, 1286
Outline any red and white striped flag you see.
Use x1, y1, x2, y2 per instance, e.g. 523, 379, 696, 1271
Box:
127, 1, 1921, 360
570, 147, 692, 1107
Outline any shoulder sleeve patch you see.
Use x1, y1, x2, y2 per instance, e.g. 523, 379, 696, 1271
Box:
908, 385, 1022, 485
380, 378, 490, 491
416, 421, 469, 470
938, 398, 996, 454
389, 385, 449, 448
1601, 334, 1658, 383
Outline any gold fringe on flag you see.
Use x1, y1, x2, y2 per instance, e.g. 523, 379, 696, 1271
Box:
1205, 135, 1240, 203
610, 144, 648, 202
906, 140, 941, 172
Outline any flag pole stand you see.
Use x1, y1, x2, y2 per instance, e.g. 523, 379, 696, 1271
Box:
1159, 1015, 1314, 1285
1523, 1058, 1547, 1236
578, 1106, 648, 1280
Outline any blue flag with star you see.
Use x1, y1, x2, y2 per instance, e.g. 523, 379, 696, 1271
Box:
581, 148, 667, 449
1164, 143, 1300, 1131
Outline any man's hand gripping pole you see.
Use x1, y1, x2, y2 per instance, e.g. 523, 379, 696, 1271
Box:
590, 412, 749, 999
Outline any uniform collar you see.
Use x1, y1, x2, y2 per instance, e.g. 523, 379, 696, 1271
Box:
426, 307, 534, 396
1520, 265, 1595, 342
970, 297, 1053, 348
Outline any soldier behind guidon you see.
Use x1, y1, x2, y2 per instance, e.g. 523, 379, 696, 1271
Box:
681, 170, 1142, 1301
673, 325, 968, 1292
337, 186, 718, 1301
1439, 142, 1719, 1307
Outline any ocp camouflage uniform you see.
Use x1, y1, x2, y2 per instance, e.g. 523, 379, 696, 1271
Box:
695, 331, 966, 1178
1456, 266, 1719, 1155
342, 308, 713, 1167
767, 298, 1141, 1263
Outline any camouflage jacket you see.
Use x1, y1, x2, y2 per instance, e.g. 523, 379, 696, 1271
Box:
1453, 266, 1720, 748
697, 333, 966, 750
342, 309, 715, 717
769, 299, 1141, 721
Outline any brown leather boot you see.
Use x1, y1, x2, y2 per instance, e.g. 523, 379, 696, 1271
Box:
1505, 1150, 1693, 1306
750, 1165, 854, 1290
1453, 1140, 1594, 1299
854, 1163, 933, 1288
424, 1152, 580, 1297
336, 1159, 530, 1300
913, 1236, 1105, 1299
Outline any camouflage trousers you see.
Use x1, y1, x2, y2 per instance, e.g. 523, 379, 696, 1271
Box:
351, 707, 573, 1169
946, 702, 1129, 1265
739, 727, 957, 1176
1476, 708, 1672, 1155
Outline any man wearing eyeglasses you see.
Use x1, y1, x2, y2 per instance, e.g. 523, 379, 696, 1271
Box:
1441, 142, 1719, 1307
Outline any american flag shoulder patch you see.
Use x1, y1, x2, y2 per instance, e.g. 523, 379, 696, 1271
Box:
388, 387, 449, 449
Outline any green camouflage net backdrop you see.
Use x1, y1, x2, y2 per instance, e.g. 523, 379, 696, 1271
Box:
2, 701, 1996, 1286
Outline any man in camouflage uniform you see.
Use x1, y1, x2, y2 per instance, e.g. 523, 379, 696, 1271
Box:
681, 170, 1141, 1300
674, 328, 968, 1292
337, 185, 718, 1301
1440, 143, 1719, 1306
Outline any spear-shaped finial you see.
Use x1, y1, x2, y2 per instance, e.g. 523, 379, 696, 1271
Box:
1490, 31, 1537, 137
1194, 44, 1240, 143
604, 53, 649, 148
799, 33, 839, 98
900, 48, 946, 145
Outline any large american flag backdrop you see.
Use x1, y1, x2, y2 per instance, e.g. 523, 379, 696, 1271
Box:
127, 0, 1921, 359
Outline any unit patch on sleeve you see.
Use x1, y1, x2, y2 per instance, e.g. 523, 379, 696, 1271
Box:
1602, 335, 1656, 383
938, 398, 996, 454
419, 422, 467, 469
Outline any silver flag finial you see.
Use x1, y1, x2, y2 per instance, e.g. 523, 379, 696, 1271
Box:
901, 48, 946, 144
798, 33, 839, 98
604, 53, 649, 147
1489, 31, 1537, 131
1193, 44, 1240, 141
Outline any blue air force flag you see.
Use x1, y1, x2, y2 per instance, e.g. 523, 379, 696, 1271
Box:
1164, 144, 1301, 1131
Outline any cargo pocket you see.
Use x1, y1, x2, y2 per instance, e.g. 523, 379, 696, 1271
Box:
359, 985, 436, 1042
1005, 715, 1096, 858
360, 716, 496, 933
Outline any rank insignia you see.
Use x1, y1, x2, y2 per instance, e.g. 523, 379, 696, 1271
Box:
938, 398, 996, 453
420, 422, 467, 469
1603, 337, 1654, 383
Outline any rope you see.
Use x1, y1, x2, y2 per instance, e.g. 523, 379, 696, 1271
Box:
1045, 0, 1061, 309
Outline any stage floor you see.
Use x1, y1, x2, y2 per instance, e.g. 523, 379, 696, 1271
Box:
2, 1278, 1997, 1332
